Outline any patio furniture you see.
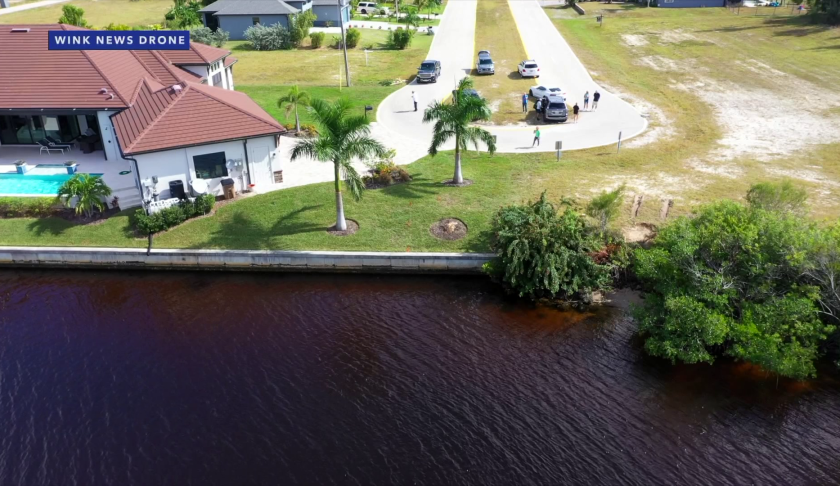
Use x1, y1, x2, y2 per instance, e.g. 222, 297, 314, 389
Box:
37, 140, 64, 155
78, 134, 100, 154
46, 136, 73, 152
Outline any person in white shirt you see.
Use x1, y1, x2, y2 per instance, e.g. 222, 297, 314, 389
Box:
412, 91, 418, 112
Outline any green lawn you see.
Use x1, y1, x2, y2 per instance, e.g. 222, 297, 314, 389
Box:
238, 85, 391, 125
0, 0, 172, 27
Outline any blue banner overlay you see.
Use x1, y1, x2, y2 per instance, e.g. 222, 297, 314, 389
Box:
48, 31, 190, 50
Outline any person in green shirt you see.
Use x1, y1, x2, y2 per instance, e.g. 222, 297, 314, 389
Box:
532, 127, 541, 147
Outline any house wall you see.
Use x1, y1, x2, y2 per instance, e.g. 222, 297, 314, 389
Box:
656, 0, 725, 7
218, 15, 290, 40
225, 67, 235, 90
96, 110, 119, 162
286, 1, 313, 11
132, 136, 278, 200
182, 65, 209, 79
206, 59, 230, 89
313, 5, 349, 26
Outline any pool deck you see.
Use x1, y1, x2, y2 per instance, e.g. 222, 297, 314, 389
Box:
0, 146, 140, 201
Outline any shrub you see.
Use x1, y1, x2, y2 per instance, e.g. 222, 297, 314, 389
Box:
164, 0, 202, 28
489, 192, 612, 302
290, 10, 317, 47
586, 184, 625, 234
189, 26, 230, 47
364, 151, 411, 186
310, 31, 325, 48
133, 194, 215, 234
103, 23, 132, 30
0, 197, 58, 218
245, 23, 292, 50
345, 27, 361, 48
386, 27, 414, 50
633, 199, 835, 379
300, 123, 318, 135
58, 4, 89, 27
746, 179, 808, 215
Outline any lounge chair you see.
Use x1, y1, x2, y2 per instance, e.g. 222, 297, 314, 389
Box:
45, 136, 73, 151
37, 139, 64, 155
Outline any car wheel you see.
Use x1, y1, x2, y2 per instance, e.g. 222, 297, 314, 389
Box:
432, 77, 437, 83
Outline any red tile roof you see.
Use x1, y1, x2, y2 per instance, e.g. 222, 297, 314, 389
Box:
0, 24, 232, 109
224, 56, 238, 68
112, 81, 284, 155
2, 24, 283, 155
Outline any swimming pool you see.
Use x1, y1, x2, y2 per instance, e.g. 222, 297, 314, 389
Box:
0, 173, 104, 195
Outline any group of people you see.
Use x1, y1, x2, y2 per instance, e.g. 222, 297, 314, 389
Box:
522, 89, 601, 125
527, 89, 602, 147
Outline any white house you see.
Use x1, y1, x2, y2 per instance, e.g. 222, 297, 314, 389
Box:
0, 24, 285, 207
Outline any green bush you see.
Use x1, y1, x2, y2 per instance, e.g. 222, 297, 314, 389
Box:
164, 0, 202, 28
489, 192, 612, 302
58, 4, 90, 27
345, 27, 361, 48
133, 194, 216, 235
586, 184, 625, 234
386, 27, 414, 50
310, 32, 325, 48
290, 10, 317, 47
103, 23, 132, 30
746, 179, 808, 215
244, 23, 292, 50
633, 199, 835, 379
189, 26, 230, 47
0, 197, 58, 218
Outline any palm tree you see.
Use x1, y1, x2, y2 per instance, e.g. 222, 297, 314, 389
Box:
291, 98, 387, 231
422, 76, 496, 185
56, 174, 112, 219
278, 85, 311, 134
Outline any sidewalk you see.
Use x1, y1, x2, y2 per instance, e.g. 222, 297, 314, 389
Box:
0, 0, 69, 16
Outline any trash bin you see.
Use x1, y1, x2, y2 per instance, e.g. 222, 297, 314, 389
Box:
169, 180, 186, 200
221, 178, 236, 200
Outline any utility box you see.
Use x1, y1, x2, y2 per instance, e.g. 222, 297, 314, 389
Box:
221, 178, 236, 200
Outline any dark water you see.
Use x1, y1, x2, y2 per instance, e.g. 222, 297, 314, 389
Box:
1, 270, 839, 486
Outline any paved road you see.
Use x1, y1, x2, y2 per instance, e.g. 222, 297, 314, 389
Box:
371, 0, 647, 157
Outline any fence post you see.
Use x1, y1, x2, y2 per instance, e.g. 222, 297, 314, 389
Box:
617, 131, 622, 153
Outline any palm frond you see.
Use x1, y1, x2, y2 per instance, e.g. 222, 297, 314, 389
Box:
462, 126, 496, 154
340, 162, 365, 201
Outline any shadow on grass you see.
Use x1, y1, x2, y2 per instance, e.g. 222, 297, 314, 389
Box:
377, 172, 440, 200
25, 217, 72, 237
188, 204, 326, 250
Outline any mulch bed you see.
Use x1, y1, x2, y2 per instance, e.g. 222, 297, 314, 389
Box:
442, 179, 474, 187
364, 180, 409, 190
59, 206, 122, 226
429, 218, 467, 241
327, 219, 359, 236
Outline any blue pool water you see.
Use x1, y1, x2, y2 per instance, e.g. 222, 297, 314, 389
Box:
0, 173, 103, 195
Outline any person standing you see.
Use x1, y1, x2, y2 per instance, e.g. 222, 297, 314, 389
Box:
412, 91, 418, 112
522, 93, 528, 113
535, 98, 542, 120
593, 90, 600, 110
583, 91, 590, 111
532, 127, 541, 147
573, 102, 580, 123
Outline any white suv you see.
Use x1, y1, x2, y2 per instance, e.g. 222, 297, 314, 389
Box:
518, 60, 540, 78
357, 2, 388, 14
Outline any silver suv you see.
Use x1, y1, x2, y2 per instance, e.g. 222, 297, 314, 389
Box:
543, 95, 568, 123
476, 50, 494, 75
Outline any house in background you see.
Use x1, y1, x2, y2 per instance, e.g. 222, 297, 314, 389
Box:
201, 0, 315, 40
311, 0, 350, 27
0, 24, 285, 207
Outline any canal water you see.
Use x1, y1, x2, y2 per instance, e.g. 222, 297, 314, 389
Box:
0, 270, 838, 485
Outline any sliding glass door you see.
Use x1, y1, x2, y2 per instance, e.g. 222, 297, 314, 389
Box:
0, 115, 81, 145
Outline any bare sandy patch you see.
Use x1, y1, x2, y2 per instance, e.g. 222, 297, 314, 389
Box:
685, 157, 743, 179
488, 98, 502, 113
765, 167, 840, 188
658, 29, 705, 44
599, 173, 700, 200
622, 34, 648, 47
598, 81, 674, 148
736, 59, 788, 78
637, 55, 686, 72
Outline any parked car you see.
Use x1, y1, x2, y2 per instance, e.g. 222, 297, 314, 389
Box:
357, 2, 388, 14
416, 60, 441, 83
543, 95, 568, 123
518, 60, 540, 78
530, 86, 566, 99
476, 50, 495, 75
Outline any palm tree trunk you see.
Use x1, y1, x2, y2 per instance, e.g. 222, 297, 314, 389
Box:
453, 135, 463, 184
334, 162, 347, 231
295, 105, 301, 134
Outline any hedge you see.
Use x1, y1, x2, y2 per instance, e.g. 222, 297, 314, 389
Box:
133, 194, 216, 234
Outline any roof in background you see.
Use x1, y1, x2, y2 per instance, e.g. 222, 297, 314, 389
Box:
207, 0, 300, 16
112, 80, 284, 155
311, 0, 341, 5
0, 24, 231, 109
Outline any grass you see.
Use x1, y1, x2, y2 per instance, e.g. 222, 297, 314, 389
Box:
237, 85, 391, 125
0, 0, 172, 27
470, 0, 535, 124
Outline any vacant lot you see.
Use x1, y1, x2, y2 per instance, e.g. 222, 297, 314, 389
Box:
470, 0, 535, 124
231, 29, 433, 125
0, 0, 172, 27
542, 4, 840, 225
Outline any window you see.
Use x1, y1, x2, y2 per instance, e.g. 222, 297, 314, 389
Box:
193, 152, 229, 179
252, 17, 260, 25
212, 72, 223, 86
